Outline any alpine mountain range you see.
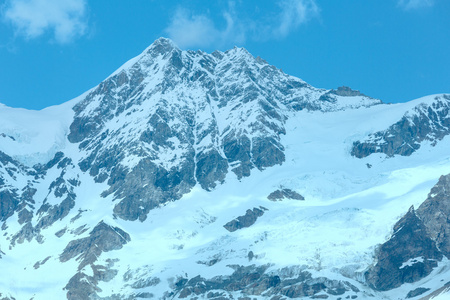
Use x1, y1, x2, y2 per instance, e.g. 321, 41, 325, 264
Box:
1, 37, 450, 300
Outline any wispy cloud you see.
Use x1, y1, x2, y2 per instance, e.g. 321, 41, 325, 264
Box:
165, 8, 245, 50
2, 0, 88, 44
275, 0, 320, 38
397, 0, 435, 10
165, 0, 320, 50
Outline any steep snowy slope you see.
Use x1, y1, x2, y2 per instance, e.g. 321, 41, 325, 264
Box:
0, 38, 450, 300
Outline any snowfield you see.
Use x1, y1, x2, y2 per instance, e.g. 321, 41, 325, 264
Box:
1, 94, 450, 299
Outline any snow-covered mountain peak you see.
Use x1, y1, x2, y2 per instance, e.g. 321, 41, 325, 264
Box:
145, 37, 179, 55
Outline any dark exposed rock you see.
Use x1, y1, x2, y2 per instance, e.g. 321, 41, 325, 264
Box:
169, 265, 358, 299
365, 173, 450, 291
140, 113, 174, 147
331, 86, 365, 97
108, 158, 195, 221
60, 221, 130, 269
0, 150, 21, 168
352, 95, 450, 158
134, 292, 154, 298
223, 133, 253, 179
65, 271, 100, 300
20, 186, 36, 204
197, 257, 220, 266
33, 256, 51, 269
55, 227, 67, 238
36, 194, 76, 230
416, 174, 450, 257
406, 287, 430, 298
130, 276, 161, 289
365, 206, 443, 291
196, 150, 228, 191
224, 207, 266, 232
71, 225, 89, 236
251, 137, 285, 171
267, 188, 304, 201
0, 293, 16, 300
0, 190, 19, 222
10, 222, 43, 246
70, 209, 86, 223
17, 204, 34, 225
33, 151, 65, 174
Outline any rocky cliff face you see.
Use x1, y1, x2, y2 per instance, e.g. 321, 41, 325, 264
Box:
66, 38, 381, 222
365, 206, 443, 291
352, 94, 450, 158
366, 173, 450, 291
416, 174, 450, 257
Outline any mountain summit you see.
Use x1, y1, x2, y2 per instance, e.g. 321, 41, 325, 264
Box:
1, 38, 450, 299
66, 37, 382, 222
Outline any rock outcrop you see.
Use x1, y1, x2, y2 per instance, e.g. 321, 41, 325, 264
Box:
167, 265, 360, 299
267, 188, 304, 201
416, 174, 450, 257
352, 95, 450, 158
60, 221, 130, 269
223, 207, 266, 232
366, 173, 450, 290
365, 206, 443, 291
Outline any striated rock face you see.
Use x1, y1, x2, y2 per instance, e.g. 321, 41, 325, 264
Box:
319, 86, 366, 103
5, 152, 80, 248
406, 287, 430, 298
169, 265, 359, 299
267, 188, 304, 201
60, 221, 130, 269
365, 206, 443, 291
0, 190, 19, 222
352, 94, 450, 158
0, 151, 30, 223
366, 174, 450, 291
416, 174, 450, 257
331, 86, 365, 97
64, 260, 120, 300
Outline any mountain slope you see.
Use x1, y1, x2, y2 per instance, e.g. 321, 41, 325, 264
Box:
0, 38, 450, 300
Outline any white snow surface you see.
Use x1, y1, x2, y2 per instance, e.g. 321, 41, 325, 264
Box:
400, 257, 425, 269
0, 94, 82, 166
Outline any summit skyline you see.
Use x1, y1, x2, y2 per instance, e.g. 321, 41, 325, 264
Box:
0, 0, 449, 110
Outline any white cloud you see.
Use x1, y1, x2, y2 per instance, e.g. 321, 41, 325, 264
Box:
398, 0, 434, 10
165, 0, 319, 50
165, 9, 220, 49
275, 0, 320, 38
165, 7, 245, 50
2, 0, 88, 43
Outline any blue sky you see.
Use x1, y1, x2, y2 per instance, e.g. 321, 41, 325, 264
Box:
0, 0, 449, 110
